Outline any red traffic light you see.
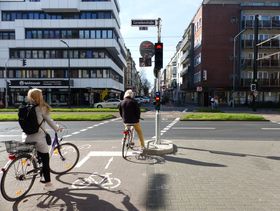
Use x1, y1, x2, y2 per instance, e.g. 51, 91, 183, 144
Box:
155, 43, 163, 49
155, 97, 160, 101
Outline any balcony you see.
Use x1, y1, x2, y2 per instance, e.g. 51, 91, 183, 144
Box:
42, 0, 80, 12
242, 20, 280, 29
241, 59, 280, 69
241, 78, 280, 87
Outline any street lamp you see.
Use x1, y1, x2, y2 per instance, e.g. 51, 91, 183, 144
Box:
60, 39, 71, 108
232, 29, 246, 108
4, 59, 9, 108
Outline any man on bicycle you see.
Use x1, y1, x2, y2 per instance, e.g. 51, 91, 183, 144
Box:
119, 89, 145, 150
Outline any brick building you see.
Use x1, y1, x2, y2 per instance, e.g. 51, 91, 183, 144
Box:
170, 0, 280, 106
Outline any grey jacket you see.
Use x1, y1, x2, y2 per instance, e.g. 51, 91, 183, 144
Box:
23, 106, 58, 153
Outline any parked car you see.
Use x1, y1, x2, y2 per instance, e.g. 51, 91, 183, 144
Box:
142, 96, 151, 104
134, 96, 145, 105
94, 98, 121, 108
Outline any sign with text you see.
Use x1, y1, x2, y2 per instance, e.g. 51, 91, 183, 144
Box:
10, 80, 72, 87
131, 19, 157, 26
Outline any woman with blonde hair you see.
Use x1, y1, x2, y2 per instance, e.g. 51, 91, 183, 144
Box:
23, 88, 62, 192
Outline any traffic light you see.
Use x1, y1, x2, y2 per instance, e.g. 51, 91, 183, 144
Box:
22, 59, 26, 66
154, 91, 161, 111
250, 83, 257, 91
154, 42, 163, 71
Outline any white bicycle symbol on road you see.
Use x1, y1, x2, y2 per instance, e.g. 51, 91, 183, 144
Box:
72, 172, 121, 190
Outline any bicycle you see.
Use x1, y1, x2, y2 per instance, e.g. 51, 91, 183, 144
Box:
0, 132, 80, 201
122, 124, 135, 159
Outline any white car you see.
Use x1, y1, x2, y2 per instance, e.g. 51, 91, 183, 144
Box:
94, 98, 121, 108
134, 96, 144, 104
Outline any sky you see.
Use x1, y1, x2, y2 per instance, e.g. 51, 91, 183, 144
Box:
119, 0, 202, 85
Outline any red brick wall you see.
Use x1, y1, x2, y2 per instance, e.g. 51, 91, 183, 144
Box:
201, 4, 240, 89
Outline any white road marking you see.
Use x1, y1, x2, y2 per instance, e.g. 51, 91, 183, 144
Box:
76, 151, 136, 168
261, 128, 280, 130
80, 129, 87, 132
172, 127, 216, 130
0, 135, 21, 137
105, 157, 114, 170
151, 117, 180, 139
72, 131, 80, 135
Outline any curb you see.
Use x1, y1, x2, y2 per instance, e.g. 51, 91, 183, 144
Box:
144, 139, 174, 156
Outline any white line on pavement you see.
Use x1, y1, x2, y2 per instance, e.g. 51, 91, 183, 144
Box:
261, 128, 280, 130
172, 127, 216, 130
0, 135, 21, 137
75, 151, 136, 168
105, 157, 114, 170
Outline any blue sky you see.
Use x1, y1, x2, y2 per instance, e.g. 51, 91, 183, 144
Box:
119, 0, 202, 85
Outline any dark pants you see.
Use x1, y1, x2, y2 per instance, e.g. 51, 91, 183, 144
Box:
37, 151, 51, 183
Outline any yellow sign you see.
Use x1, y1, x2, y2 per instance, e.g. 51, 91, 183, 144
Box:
101, 89, 108, 101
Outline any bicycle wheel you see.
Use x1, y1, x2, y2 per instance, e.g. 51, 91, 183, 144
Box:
1, 154, 37, 201
122, 131, 131, 159
50, 143, 80, 174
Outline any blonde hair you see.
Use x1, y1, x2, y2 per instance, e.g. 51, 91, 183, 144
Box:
124, 89, 134, 99
27, 88, 51, 113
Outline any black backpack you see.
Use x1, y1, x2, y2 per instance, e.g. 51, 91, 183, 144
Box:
18, 104, 42, 135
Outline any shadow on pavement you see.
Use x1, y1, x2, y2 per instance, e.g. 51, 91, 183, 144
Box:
12, 187, 139, 211
163, 145, 227, 167
163, 155, 227, 167
12, 188, 123, 211
178, 146, 280, 161
146, 173, 168, 210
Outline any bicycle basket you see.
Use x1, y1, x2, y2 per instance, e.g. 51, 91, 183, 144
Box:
4, 141, 35, 154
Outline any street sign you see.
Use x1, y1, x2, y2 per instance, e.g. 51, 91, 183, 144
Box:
139, 27, 148, 30
131, 19, 157, 26
139, 57, 152, 67
139, 41, 155, 58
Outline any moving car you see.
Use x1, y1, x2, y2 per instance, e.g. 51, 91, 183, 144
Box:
94, 98, 121, 108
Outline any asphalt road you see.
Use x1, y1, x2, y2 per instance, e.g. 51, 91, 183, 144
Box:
0, 112, 280, 210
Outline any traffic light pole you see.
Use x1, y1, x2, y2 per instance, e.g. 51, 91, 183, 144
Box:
252, 14, 259, 112
155, 18, 161, 145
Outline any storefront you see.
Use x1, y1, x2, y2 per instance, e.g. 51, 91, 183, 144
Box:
4, 79, 122, 107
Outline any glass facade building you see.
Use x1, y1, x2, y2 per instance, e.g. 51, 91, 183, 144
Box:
0, 0, 126, 107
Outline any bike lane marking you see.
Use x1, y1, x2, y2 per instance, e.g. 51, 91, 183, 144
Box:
66, 117, 121, 138
105, 157, 114, 170
151, 117, 180, 138
75, 151, 136, 168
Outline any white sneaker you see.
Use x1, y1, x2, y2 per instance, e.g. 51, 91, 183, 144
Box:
44, 184, 55, 192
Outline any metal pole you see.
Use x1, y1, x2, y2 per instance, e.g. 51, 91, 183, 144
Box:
232, 29, 246, 108
252, 14, 259, 112
60, 40, 71, 108
67, 48, 71, 108
155, 18, 161, 145
4, 59, 9, 108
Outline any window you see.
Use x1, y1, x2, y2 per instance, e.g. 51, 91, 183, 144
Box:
53, 70, 65, 78
194, 54, 201, 66
82, 70, 89, 78
91, 70, 97, 78
102, 30, 107, 38
97, 69, 103, 78
41, 70, 48, 78
38, 50, 44, 59
96, 30, 101, 39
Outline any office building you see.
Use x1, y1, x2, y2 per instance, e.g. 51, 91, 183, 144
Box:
0, 0, 126, 107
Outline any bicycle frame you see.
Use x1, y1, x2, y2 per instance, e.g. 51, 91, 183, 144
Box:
1, 133, 63, 175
